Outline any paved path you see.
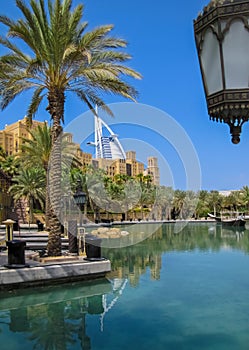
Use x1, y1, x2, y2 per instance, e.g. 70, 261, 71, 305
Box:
0, 231, 111, 290
0, 250, 41, 267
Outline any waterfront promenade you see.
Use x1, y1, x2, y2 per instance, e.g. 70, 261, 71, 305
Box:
0, 219, 215, 291
0, 226, 111, 290
0, 252, 111, 290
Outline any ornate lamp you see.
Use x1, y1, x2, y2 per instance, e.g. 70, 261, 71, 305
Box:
73, 179, 86, 225
73, 179, 86, 209
67, 180, 86, 255
194, 0, 249, 143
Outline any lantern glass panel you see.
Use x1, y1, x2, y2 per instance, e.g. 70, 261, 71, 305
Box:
223, 19, 249, 89
201, 28, 223, 95
73, 192, 86, 205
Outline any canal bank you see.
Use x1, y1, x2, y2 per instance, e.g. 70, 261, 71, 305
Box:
0, 250, 111, 290
0, 220, 215, 291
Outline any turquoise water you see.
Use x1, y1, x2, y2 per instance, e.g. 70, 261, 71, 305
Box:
1, 223, 249, 349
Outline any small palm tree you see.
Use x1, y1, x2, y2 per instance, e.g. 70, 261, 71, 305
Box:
21, 123, 52, 169
156, 186, 174, 220
241, 186, 249, 213
195, 190, 209, 218
0, 155, 20, 177
173, 190, 186, 219
0, 146, 7, 161
21, 123, 51, 227
208, 190, 222, 217
21, 122, 80, 228
0, 0, 141, 256
9, 167, 45, 223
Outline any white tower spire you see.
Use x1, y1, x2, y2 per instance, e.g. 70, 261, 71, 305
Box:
88, 105, 126, 160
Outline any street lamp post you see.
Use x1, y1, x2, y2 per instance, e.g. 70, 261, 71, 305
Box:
194, 0, 249, 143
66, 179, 87, 255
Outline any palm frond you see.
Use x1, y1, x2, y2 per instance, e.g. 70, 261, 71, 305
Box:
79, 25, 114, 50
0, 36, 31, 62
27, 86, 46, 119
30, 0, 50, 50
0, 80, 34, 110
92, 37, 127, 50
0, 15, 16, 28
71, 87, 114, 116
91, 51, 132, 63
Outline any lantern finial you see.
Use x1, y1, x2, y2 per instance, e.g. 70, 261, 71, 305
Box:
229, 123, 242, 144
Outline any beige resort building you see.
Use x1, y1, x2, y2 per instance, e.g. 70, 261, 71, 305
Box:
0, 116, 160, 183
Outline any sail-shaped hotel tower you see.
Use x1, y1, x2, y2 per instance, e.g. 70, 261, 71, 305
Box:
88, 108, 126, 160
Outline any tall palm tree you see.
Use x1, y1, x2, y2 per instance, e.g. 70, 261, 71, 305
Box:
0, 0, 141, 255
9, 167, 45, 223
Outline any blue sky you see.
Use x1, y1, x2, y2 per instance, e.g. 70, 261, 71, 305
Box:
1, 0, 249, 191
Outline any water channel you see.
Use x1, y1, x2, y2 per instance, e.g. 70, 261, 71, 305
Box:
0, 222, 249, 350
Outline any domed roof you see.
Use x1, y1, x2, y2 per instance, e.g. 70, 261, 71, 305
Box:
195, 0, 249, 21
207, 0, 248, 10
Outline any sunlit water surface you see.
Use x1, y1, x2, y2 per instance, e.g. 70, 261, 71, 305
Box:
0, 223, 249, 350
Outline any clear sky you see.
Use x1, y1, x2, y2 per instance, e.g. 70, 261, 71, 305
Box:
1, 0, 249, 192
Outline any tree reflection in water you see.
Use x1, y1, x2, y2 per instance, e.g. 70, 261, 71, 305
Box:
0, 223, 249, 349
0, 279, 112, 350
103, 223, 249, 287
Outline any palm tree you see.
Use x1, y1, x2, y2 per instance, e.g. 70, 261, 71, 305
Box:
21, 122, 80, 229
195, 190, 209, 219
227, 191, 242, 213
0, 146, 7, 161
181, 190, 198, 219
241, 186, 249, 213
20, 123, 51, 227
0, 0, 141, 255
21, 123, 52, 169
173, 190, 186, 219
108, 176, 142, 220
143, 174, 153, 187
208, 190, 222, 217
9, 167, 45, 223
87, 169, 110, 221
0, 155, 20, 177
156, 186, 174, 220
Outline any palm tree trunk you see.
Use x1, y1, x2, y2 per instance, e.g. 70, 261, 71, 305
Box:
45, 167, 51, 230
46, 89, 65, 256
47, 127, 62, 255
29, 198, 34, 224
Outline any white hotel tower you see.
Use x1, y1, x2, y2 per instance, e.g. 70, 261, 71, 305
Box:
88, 107, 126, 160
87, 107, 160, 185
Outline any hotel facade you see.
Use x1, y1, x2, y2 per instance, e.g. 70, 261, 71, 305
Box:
0, 116, 160, 184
